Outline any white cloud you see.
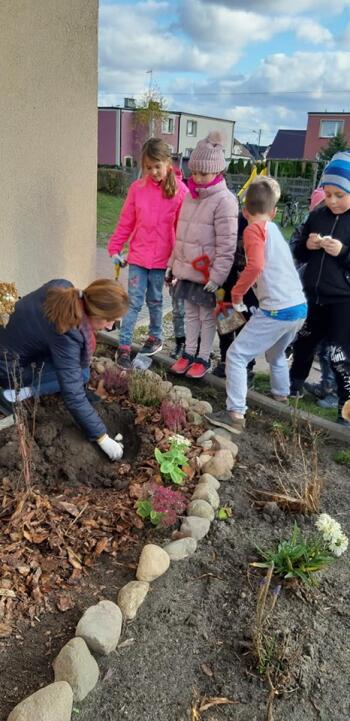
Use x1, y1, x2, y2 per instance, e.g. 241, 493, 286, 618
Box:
200, 0, 350, 13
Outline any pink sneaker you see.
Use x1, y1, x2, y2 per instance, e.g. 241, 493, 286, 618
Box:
186, 359, 210, 379
170, 355, 193, 374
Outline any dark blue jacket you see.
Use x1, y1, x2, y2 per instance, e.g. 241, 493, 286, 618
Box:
0, 279, 106, 440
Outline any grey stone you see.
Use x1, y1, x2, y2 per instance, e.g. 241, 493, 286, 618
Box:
75, 600, 122, 655
202, 450, 235, 481
7, 682, 73, 721
196, 430, 215, 445
190, 400, 213, 415
53, 637, 99, 702
212, 434, 239, 458
192, 484, 220, 510
171, 385, 192, 400
181, 516, 211, 540
187, 410, 204, 425
117, 581, 149, 620
210, 427, 233, 441
187, 499, 215, 521
136, 543, 170, 582
196, 453, 212, 469
163, 537, 197, 560
198, 473, 221, 490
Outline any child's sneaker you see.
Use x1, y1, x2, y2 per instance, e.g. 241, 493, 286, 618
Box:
186, 358, 211, 379
213, 361, 226, 378
170, 353, 194, 375
139, 336, 163, 356
116, 346, 132, 370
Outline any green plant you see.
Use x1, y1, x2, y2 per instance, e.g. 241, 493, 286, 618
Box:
136, 483, 187, 527
252, 516, 348, 586
333, 449, 350, 466
136, 499, 163, 526
128, 369, 164, 406
154, 434, 191, 485
216, 506, 232, 521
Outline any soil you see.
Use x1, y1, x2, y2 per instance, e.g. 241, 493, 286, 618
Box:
1, 386, 350, 721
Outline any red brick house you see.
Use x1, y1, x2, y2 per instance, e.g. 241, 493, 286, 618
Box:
303, 112, 350, 160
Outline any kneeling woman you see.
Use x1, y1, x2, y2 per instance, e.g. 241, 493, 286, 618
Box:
0, 278, 128, 461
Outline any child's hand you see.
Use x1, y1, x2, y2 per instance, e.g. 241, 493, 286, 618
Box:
306, 233, 322, 250
320, 237, 343, 256
204, 280, 219, 293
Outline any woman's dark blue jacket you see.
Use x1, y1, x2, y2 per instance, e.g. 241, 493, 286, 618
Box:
0, 279, 106, 440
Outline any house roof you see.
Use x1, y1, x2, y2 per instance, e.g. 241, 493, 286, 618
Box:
267, 129, 306, 160
245, 143, 269, 160
307, 111, 350, 116
232, 139, 254, 159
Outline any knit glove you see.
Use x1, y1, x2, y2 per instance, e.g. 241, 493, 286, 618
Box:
203, 280, 219, 293
112, 253, 128, 269
97, 433, 124, 461
232, 302, 248, 313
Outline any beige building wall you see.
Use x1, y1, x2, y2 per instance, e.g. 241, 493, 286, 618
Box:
0, 0, 98, 294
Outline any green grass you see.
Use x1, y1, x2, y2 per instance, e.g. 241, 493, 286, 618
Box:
333, 449, 350, 466
253, 372, 338, 423
97, 192, 124, 248
275, 207, 294, 242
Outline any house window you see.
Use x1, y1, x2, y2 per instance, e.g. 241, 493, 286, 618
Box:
162, 117, 174, 134
123, 155, 133, 168
186, 120, 197, 137
319, 120, 345, 138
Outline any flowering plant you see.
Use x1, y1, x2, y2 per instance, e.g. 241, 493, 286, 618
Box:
154, 436, 191, 485
252, 514, 348, 586
160, 400, 187, 432
136, 483, 187, 527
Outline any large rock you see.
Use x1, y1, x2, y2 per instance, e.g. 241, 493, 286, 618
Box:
192, 484, 220, 510
190, 400, 213, 415
210, 427, 233, 441
163, 537, 197, 560
53, 637, 99, 702
7, 682, 72, 721
196, 430, 215, 445
117, 581, 149, 620
187, 410, 204, 425
187, 499, 215, 521
136, 544, 170, 582
75, 600, 122, 655
202, 450, 235, 481
197, 453, 212, 470
171, 385, 192, 400
198, 473, 221, 490
212, 434, 239, 458
180, 516, 211, 540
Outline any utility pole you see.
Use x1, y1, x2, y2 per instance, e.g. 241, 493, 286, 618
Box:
252, 128, 262, 158
146, 69, 154, 137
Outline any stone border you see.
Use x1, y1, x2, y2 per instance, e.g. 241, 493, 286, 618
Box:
6, 382, 236, 720
97, 332, 350, 444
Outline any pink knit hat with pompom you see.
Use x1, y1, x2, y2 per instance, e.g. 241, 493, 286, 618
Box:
188, 130, 226, 174
310, 187, 325, 211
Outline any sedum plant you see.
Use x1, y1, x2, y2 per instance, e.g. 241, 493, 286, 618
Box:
154, 434, 191, 485
136, 483, 187, 527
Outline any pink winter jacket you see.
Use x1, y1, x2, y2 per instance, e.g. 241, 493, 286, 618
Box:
170, 179, 238, 286
108, 174, 188, 269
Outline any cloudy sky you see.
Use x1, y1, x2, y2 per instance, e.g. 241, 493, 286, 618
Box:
98, 0, 350, 145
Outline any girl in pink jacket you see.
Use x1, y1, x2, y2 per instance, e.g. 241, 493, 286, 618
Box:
108, 138, 187, 369
169, 131, 238, 378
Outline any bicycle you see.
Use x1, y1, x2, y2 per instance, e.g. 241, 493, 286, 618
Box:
280, 198, 304, 228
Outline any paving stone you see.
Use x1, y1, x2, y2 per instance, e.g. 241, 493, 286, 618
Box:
180, 516, 211, 540
117, 581, 150, 620
53, 637, 99, 702
136, 543, 170, 582
75, 600, 122, 655
198, 473, 221, 490
192, 484, 220, 510
163, 537, 197, 560
187, 499, 215, 521
7, 682, 73, 721
202, 449, 235, 480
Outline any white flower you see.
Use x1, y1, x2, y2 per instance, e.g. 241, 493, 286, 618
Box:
315, 513, 341, 543
168, 434, 191, 448
329, 532, 349, 558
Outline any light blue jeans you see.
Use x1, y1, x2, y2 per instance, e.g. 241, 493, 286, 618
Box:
226, 308, 305, 415
119, 265, 165, 347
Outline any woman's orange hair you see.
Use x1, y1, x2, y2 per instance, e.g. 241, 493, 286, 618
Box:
44, 279, 128, 334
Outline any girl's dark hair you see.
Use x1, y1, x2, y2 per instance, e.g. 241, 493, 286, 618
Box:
44, 279, 128, 334
141, 137, 177, 198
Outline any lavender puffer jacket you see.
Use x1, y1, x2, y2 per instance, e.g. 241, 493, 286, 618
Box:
170, 179, 238, 286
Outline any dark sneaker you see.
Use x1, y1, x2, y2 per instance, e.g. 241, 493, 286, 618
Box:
116, 347, 132, 370
317, 394, 338, 409
289, 384, 304, 399
285, 345, 293, 361
170, 337, 186, 360
204, 410, 245, 435
304, 381, 327, 399
186, 358, 211, 379
213, 361, 226, 378
139, 336, 163, 356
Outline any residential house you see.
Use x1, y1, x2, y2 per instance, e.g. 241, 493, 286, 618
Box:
267, 129, 306, 160
303, 112, 350, 160
245, 143, 270, 161
98, 101, 235, 167
231, 138, 254, 163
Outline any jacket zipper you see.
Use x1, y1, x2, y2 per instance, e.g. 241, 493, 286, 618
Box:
315, 216, 339, 304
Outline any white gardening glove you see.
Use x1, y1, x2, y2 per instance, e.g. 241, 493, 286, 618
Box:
97, 433, 124, 461
203, 280, 219, 293
232, 302, 248, 313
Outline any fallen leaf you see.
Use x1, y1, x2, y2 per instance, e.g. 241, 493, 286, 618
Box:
53, 500, 79, 517
128, 483, 144, 499
0, 588, 16, 598
57, 595, 75, 612
154, 428, 164, 442
94, 537, 109, 556
67, 547, 82, 570
199, 697, 239, 712
95, 379, 107, 398
201, 663, 214, 678
134, 407, 149, 425
118, 638, 135, 648
0, 622, 12, 638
